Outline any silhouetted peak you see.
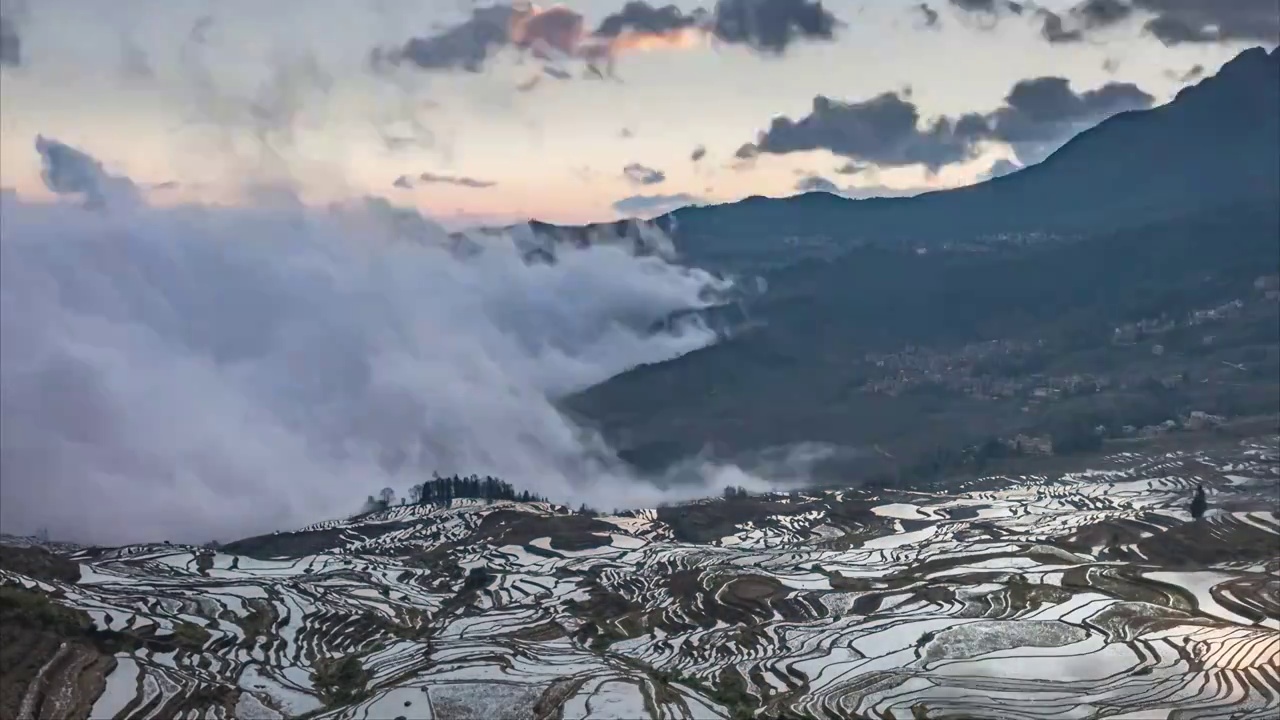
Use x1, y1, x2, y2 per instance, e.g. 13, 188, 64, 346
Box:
1175, 45, 1280, 102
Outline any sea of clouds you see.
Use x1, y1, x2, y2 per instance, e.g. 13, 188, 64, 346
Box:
0, 136, 815, 545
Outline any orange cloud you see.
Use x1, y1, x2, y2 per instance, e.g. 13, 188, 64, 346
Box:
511, 3, 706, 69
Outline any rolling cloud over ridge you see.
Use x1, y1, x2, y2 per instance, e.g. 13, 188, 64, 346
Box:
0, 140, 783, 546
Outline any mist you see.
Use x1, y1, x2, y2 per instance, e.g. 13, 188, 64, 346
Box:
0, 158, 802, 545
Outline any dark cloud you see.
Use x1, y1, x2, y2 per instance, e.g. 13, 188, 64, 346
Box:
1038, 10, 1083, 43
612, 192, 700, 215
1077, 0, 1134, 26
742, 74, 1155, 169
734, 143, 759, 160
0, 8, 20, 67
383, 0, 843, 78
985, 76, 1154, 161
378, 5, 521, 73
1029, 0, 1279, 46
711, 0, 840, 53
623, 162, 666, 185
795, 175, 839, 193
595, 0, 842, 54
947, 0, 1024, 24
948, 0, 1025, 16
691, 145, 707, 161
594, 2, 704, 37
1037, 0, 1132, 44
743, 92, 990, 170
396, 172, 497, 189
35, 135, 141, 209
917, 3, 941, 28
1136, 0, 1280, 46
834, 161, 866, 174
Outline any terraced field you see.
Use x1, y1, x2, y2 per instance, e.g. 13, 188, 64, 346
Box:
2, 439, 1278, 720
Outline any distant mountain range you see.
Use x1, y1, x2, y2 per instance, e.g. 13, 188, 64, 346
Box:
530, 46, 1278, 267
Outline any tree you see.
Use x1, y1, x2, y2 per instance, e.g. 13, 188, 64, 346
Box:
379, 487, 395, 507
408, 484, 422, 504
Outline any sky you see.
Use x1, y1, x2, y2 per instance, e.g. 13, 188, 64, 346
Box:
0, 0, 1276, 225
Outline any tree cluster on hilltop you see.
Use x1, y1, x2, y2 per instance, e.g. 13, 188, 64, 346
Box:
362, 474, 549, 513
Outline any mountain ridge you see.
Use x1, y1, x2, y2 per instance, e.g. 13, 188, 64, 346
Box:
523, 45, 1278, 257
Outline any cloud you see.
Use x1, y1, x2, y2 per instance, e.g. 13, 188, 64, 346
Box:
613, 192, 700, 215
595, 2, 705, 38
35, 135, 141, 209
916, 3, 941, 28
740, 74, 1154, 169
381, 0, 843, 78
947, 0, 1025, 26
740, 92, 991, 170
841, 184, 928, 199
980, 157, 1022, 180
598, 0, 841, 53
949, 0, 1022, 13
710, 0, 840, 53
622, 162, 667, 185
1077, 0, 1135, 26
691, 145, 707, 162
794, 175, 839, 193
1137, 0, 1280, 45
1029, 0, 1279, 46
985, 76, 1153, 161
378, 5, 516, 73
3, 143, 764, 545
397, 172, 498, 189
1037, 0, 1135, 43
1164, 63, 1205, 83
1037, 10, 1083, 43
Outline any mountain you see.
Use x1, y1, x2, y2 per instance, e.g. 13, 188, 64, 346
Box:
565, 199, 1280, 475
559, 47, 1280, 478
2, 440, 1277, 719
911, 44, 1280, 237
533, 46, 1278, 271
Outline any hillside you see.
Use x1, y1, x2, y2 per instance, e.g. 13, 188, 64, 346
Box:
558, 45, 1280, 481
566, 198, 1280, 478
2, 438, 1277, 719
